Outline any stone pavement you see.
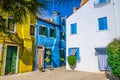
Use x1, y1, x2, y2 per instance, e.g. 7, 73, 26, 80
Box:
0, 66, 108, 80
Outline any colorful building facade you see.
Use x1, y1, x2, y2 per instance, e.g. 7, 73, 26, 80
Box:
34, 12, 66, 70
66, 0, 120, 72
0, 12, 36, 75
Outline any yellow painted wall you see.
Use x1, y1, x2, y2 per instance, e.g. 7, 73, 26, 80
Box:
0, 10, 36, 75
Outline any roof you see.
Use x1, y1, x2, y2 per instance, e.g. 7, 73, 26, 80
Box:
37, 17, 57, 26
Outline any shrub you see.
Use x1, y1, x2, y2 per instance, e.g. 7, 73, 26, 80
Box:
107, 38, 120, 78
68, 55, 76, 67
45, 58, 50, 65
60, 57, 65, 61
38, 66, 43, 71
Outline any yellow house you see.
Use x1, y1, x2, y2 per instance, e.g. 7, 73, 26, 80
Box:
0, 11, 36, 75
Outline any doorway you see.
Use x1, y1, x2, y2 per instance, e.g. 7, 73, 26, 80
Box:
36, 46, 44, 68
4, 45, 18, 75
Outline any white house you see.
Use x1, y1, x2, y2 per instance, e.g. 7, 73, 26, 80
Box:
66, 0, 120, 72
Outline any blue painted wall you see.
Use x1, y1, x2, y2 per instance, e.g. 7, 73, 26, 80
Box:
34, 13, 66, 70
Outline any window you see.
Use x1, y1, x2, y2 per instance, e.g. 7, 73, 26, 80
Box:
98, 17, 108, 30
30, 24, 35, 36
50, 28, 56, 38
71, 23, 77, 34
60, 32, 65, 40
99, 0, 106, 3
39, 26, 47, 36
68, 48, 80, 61
0, 16, 6, 27
7, 18, 16, 32
94, 0, 111, 8
95, 48, 110, 70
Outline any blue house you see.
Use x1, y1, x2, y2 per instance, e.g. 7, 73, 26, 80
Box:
34, 12, 66, 70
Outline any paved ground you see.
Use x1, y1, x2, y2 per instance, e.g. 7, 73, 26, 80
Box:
0, 66, 108, 80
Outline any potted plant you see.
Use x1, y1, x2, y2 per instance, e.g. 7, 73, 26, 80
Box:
60, 57, 64, 61
60, 57, 65, 66
68, 55, 76, 70
45, 58, 50, 65
38, 66, 45, 72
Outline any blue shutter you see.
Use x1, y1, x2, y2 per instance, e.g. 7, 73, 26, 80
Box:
68, 48, 71, 56
99, 0, 106, 3
98, 17, 108, 30
103, 17, 108, 30
71, 24, 73, 34
98, 18, 103, 30
76, 48, 80, 61
71, 23, 77, 34
74, 23, 77, 34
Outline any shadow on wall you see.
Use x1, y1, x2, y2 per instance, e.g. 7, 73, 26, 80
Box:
51, 58, 58, 68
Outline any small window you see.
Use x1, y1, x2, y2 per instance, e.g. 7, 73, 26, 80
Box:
30, 24, 35, 36
71, 23, 77, 34
7, 18, 16, 32
60, 32, 65, 40
50, 28, 56, 38
39, 26, 47, 36
68, 48, 80, 61
98, 17, 108, 30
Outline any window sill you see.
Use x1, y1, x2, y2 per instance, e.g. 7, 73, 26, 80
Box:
96, 29, 110, 32
50, 37, 56, 39
69, 34, 79, 36
39, 35, 47, 37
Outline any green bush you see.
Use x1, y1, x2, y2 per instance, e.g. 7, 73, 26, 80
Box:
60, 57, 65, 61
68, 55, 76, 67
45, 58, 50, 65
107, 38, 120, 78
38, 66, 43, 71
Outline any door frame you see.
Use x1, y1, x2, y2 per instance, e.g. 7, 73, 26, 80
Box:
3, 44, 19, 75
36, 45, 44, 68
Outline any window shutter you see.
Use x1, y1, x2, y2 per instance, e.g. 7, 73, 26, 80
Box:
103, 17, 108, 30
68, 48, 71, 56
99, 0, 106, 3
71, 24, 73, 34
71, 23, 77, 34
74, 23, 77, 34
98, 18, 103, 30
76, 48, 80, 61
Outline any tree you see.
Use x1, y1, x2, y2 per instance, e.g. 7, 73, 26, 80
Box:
0, 0, 45, 23
107, 38, 120, 79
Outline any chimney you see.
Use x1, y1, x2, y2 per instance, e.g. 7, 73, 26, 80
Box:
73, 7, 78, 13
53, 12, 61, 25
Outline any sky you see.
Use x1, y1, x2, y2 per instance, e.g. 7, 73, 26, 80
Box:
39, 0, 81, 19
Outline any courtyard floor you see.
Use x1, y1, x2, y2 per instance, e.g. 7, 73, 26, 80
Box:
0, 66, 108, 80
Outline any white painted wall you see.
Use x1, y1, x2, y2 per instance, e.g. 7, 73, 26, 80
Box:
66, 0, 120, 72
